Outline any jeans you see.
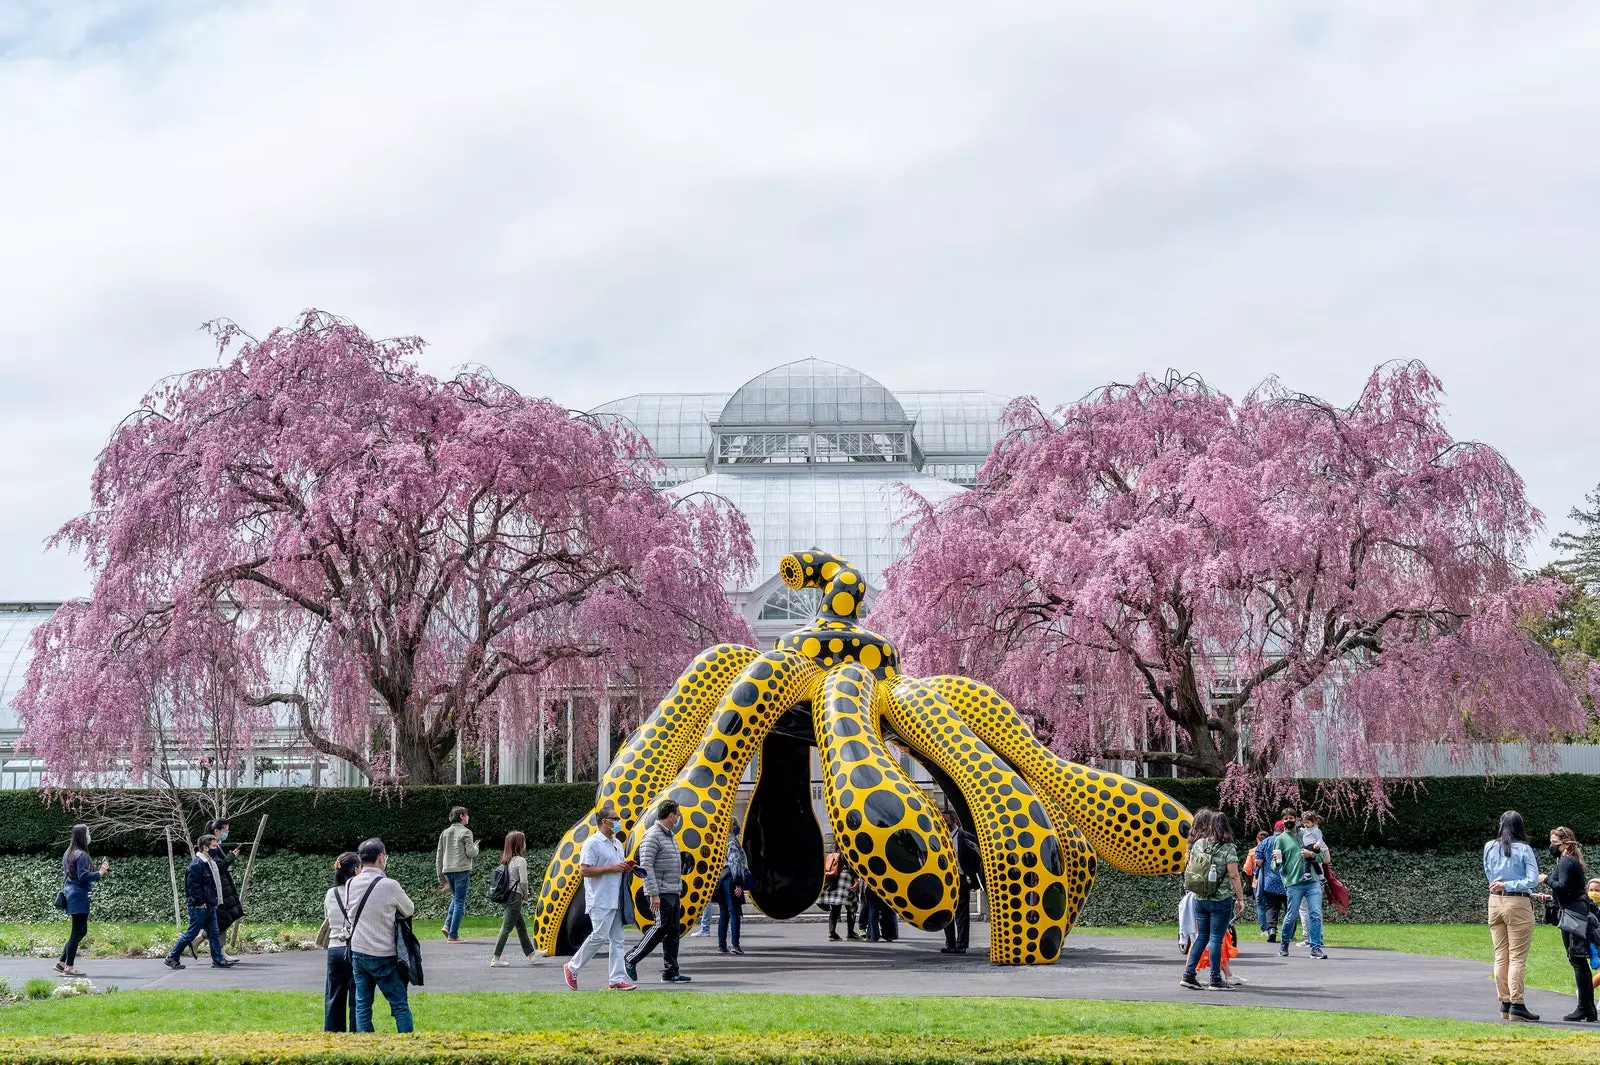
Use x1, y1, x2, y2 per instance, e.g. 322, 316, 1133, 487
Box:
625, 893, 682, 976
944, 882, 971, 951
169, 905, 225, 964
716, 874, 742, 951
568, 906, 629, 986
60, 913, 89, 966
324, 947, 355, 1032
352, 951, 413, 1033
864, 892, 898, 941
1281, 878, 1323, 950
494, 899, 533, 958
1184, 898, 1234, 981
443, 871, 470, 938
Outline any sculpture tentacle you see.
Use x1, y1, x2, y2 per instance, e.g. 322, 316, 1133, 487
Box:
885, 678, 1075, 964
816, 664, 958, 932
628, 649, 824, 935
925, 676, 1192, 875
1034, 792, 1096, 934
532, 643, 758, 956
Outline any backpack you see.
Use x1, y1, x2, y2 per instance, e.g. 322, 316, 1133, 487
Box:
487, 863, 512, 904
1182, 839, 1221, 900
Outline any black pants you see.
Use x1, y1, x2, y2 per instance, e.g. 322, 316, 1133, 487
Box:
828, 904, 857, 938
324, 947, 356, 1032
1565, 930, 1598, 1019
60, 913, 89, 966
944, 882, 971, 951
626, 893, 682, 976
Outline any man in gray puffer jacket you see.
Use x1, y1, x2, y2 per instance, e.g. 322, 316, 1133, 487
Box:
624, 800, 690, 983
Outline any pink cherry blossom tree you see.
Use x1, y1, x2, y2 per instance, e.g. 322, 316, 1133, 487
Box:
16, 311, 753, 787
875, 364, 1598, 803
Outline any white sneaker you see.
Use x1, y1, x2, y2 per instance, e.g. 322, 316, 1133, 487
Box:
688, 928, 708, 937
490, 958, 509, 967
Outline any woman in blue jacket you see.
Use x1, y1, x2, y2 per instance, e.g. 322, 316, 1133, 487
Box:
57, 823, 109, 976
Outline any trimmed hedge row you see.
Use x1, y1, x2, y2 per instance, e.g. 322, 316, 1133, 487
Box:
1, 772, 1596, 858
0, 784, 596, 857
0, 1032, 1594, 1065
0, 846, 1513, 927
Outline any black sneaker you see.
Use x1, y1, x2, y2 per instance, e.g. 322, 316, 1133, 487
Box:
1178, 974, 1202, 991
163, 956, 185, 970
1277, 942, 1289, 957
1266, 932, 1277, 943
1207, 977, 1231, 991
212, 959, 237, 968
663, 972, 692, 983
730, 946, 744, 955
1309, 947, 1329, 960
625, 960, 638, 983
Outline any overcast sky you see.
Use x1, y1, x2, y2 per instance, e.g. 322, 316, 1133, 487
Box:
2, 2, 1597, 599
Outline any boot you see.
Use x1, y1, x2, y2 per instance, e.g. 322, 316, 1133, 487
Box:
1508, 1003, 1540, 1022
827, 911, 840, 942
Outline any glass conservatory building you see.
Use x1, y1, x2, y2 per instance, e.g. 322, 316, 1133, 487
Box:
590, 358, 1010, 645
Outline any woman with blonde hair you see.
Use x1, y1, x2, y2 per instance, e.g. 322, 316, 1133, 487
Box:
490, 830, 534, 966
1539, 826, 1596, 1023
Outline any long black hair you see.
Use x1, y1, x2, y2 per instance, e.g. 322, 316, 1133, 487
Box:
1497, 810, 1527, 858
63, 823, 91, 875
334, 851, 361, 887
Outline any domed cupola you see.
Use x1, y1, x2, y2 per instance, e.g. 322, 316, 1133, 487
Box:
712, 359, 917, 468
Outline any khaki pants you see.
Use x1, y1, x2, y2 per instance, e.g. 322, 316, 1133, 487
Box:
1488, 894, 1534, 1004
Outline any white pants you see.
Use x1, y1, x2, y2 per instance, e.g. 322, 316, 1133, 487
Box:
566, 907, 628, 986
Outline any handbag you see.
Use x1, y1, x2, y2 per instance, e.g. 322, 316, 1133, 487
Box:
1557, 906, 1590, 938
53, 890, 69, 912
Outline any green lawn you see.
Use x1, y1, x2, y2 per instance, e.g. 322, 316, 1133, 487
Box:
0, 917, 509, 960
0, 989, 1582, 1040
1073, 922, 1582, 994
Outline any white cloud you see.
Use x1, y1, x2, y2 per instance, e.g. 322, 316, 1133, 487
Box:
3, 1, 1598, 596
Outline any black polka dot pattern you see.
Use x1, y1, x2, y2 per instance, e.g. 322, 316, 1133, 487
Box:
815, 664, 957, 932
885, 679, 1075, 964
624, 648, 825, 937
925, 676, 1193, 876
530, 643, 758, 956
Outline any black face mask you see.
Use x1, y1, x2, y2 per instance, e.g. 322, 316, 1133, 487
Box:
1549, 843, 1564, 860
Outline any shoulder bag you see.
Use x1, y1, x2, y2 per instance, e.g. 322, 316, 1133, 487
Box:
340, 877, 383, 966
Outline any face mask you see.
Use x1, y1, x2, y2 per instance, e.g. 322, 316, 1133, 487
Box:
1550, 843, 1564, 859
1589, 889, 1600, 908
219, 831, 229, 841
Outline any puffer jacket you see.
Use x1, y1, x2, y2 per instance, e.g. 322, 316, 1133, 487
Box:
636, 822, 683, 897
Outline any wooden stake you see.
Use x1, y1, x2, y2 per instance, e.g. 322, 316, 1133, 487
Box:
165, 828, 182, 930
228, 814, 269, 951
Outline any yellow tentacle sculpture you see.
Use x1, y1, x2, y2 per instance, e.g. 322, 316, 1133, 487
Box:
535, 549, 1190, 964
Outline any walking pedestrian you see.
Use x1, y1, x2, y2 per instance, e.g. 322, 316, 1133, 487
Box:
164, 835, 235, 970
1484, 810, 1541, 1022
1539, 826, 1597, 1023
490, 830, 534, 966
1178, 810, 1244, 991
623, 800, 692, 983
204, 819, 244, 961
55, 824, 109, 977
819, 846, 859, 941
435, 806, 479, 943
715, 817, 749, 955
345, 838, 416, 1034
1252, 823, 1287, 942
563, 803, 637, 990
322, 851, 360, 1032
1274, 813, 1329, 960
941, 813, 982, 955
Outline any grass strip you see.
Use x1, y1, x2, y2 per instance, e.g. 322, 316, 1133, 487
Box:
2, 1031, 1600, 1065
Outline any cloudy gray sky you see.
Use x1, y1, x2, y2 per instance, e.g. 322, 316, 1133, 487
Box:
3, 1, 1597, 599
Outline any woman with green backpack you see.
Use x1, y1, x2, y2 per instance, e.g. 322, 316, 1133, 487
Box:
1179, 810, 1246, 992
489, 831, 533, 966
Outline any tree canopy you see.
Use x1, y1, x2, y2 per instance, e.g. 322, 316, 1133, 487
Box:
17, 311, 753, 786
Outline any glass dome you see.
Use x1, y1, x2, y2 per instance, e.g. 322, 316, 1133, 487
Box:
716, 359, 909, 427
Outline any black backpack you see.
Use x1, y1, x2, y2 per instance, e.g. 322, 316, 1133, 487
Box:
487, 863, 512, 904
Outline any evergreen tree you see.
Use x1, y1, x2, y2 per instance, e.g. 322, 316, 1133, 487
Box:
1551, 484, 1600, 595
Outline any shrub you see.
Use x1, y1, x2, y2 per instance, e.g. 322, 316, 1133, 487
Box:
22, 978, 54, 1000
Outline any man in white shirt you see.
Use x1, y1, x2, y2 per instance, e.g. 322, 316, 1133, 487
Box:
343, 838, 417, 1032
564, 804, 637, 990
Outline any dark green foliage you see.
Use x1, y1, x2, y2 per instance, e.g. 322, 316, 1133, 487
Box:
0, 783, 596, 857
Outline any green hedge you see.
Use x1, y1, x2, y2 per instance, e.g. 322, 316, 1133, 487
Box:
0, 784, 596, 857
0, 1032, 1594, 1065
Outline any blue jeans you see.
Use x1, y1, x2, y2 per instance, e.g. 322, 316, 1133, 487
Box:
1281, 878, 1323, 949
716, 873, 742, 950
169, 905, 224, 964
1184, 898, 1234, 981
352, 951, 413, 1033
444, 871, 470, 938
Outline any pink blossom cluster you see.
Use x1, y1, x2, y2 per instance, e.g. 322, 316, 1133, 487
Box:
874, 363, 1598, 807
16, 311, 753, 785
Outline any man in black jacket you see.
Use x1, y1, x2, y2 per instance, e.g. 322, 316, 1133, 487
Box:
164, 834, 236, 970
941, 812, 983, 955
205, 818, 244, 960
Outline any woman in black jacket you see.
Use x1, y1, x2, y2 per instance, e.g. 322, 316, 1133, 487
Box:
1540, 826, 1597, 1023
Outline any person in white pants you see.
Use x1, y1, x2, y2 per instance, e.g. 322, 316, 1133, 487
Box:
564, 804, 637, 991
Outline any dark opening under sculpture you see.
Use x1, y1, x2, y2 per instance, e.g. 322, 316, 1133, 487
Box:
533, 550, 1192, 964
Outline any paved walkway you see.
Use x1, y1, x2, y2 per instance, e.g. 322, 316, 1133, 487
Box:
4, 921, 1594, 1030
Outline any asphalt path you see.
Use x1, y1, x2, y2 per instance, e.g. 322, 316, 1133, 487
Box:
4, 920, 1595, 1031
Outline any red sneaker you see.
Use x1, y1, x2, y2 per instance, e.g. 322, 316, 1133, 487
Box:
608, 980, 637, 990
563, 964, 578, 990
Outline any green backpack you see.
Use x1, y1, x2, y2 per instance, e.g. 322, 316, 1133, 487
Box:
1183, 840, 1220, 899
